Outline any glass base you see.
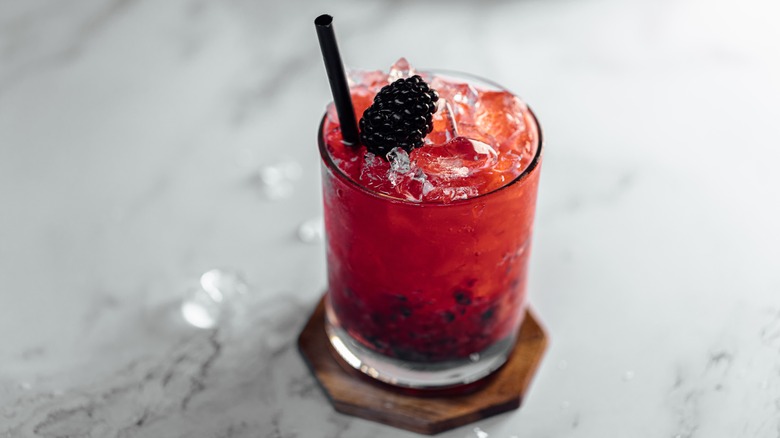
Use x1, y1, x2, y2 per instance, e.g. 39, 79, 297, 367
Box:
325, 305, 516, 390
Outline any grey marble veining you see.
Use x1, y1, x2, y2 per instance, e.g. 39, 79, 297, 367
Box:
2, 0, 780, 436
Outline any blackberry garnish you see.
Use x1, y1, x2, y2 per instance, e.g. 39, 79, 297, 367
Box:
359, 75, 439, 157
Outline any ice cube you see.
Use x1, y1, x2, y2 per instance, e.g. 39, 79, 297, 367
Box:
421, 185, 480, 203
426, 101, 459, 145
348, 68, 388, 88
412, 136, 502, 202
346, 69, 388, 116
455, 122, 496, 146
498, 109, 537, 157
387, 147, 412, 188
431, 77, 479, 124
474, 90, 526, 143
465, 138, 499, 162
360, 152, 382, 181
359, 152, 392, 193
421, 178, 434, 196
443, 186, 479, 201
414, 137, 498, 179
387, 147, 411, 173
388, 57, 416, 82
394, 167, 430, 202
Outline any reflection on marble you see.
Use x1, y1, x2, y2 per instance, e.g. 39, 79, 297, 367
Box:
1, 0, 780, 436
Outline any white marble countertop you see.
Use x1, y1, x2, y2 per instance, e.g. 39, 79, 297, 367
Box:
2, 0, 780, 436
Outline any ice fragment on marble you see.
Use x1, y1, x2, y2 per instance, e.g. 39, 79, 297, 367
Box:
297, 217, 324, 244
181, 287, 221, 329
181, 269, 249, 329
256, 160, 302, 200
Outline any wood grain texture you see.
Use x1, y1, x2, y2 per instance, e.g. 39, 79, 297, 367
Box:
298, 296, 548, 435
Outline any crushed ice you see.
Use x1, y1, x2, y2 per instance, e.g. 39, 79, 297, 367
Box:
388, 147, 411, 174
385, 147, 435, 202
387, 147, 411, 187
388, 57, 416, 82
338, 58, 532, 204
360, 153, 382, 182
347, 68, 388, 89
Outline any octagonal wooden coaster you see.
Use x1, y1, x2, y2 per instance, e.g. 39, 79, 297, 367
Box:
297, 296, 548, 435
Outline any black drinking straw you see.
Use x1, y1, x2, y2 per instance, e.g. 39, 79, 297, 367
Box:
315, 14, 359, 145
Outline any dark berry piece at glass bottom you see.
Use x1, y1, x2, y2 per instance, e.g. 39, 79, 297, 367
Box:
454, 290, 473, 305
358, 75, 439, 157
366, 336, 387, 350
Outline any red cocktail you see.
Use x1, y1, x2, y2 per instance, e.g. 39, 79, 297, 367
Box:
320, 61, 542, 388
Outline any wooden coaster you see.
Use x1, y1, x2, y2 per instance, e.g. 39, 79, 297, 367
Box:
297, 296, 548, 435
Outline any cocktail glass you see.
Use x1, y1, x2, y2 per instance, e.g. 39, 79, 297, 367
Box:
320, 72, 542, 389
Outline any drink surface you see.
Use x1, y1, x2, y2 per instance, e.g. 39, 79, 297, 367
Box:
322, 59, 539, 203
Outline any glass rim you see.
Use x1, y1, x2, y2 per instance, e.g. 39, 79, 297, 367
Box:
317, 70, 544, 207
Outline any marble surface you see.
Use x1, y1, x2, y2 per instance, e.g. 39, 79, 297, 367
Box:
2, 0, 780, 436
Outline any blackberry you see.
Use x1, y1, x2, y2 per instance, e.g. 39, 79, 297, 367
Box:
359, 75, 439, 157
